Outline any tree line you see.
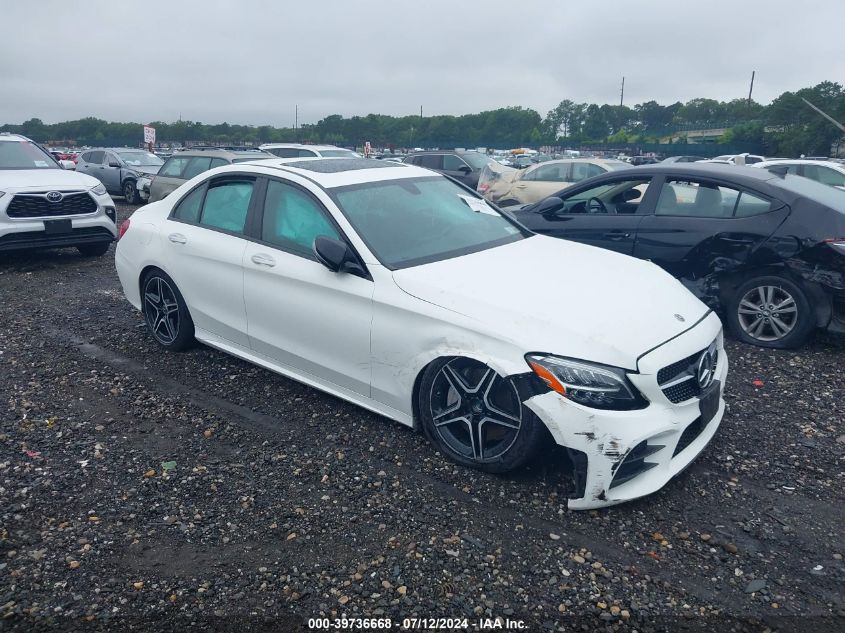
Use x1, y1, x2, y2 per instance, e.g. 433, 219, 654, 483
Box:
4, 81, 843, 156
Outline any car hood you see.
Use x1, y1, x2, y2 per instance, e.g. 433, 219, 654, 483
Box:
126, 166, 161, 176
0, 168, 100, 192
391, 235, 709, 370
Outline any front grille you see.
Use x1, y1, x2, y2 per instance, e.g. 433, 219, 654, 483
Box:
6, 192, 97, 218
673, 415, 707, 457
658, 345, 718, 404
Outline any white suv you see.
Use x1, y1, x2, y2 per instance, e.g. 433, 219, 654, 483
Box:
258, 143, 360, 159
0, 133, 117, 256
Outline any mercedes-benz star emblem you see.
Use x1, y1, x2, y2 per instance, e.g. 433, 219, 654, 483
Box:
696, 350, 714, 390
46, 191, 63, 203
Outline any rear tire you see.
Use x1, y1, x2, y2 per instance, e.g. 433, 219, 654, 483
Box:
141, 269, 195, 351
77, 242, 110, 257
726, 275, 814, 349
418, 357, 546, 473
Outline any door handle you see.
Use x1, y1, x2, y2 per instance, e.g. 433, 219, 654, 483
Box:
602, 231, 631, 240
515, 184, 527, 189
168, 233, 187, 244
251, 253, 276, 267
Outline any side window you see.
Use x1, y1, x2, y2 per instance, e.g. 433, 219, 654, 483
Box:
733, 191, 773, 217
418, 155, 442, 170
199, 179, 254, 234
442, 154, 468, 171
87, 150, 104, 164
182, 156, 213, 180
559, 179, 652, 215
298, 149, 319, 158
530, 163, 569, 182
571, 162, 603, 182
209, 158, 228, 168
105, 152, 119, 167
159, 156, 190, 178
804, 165, 845, 187
261, 180, 341, 257
655, 179, 769, 218
172, 185, 205, 223
267, 147, 297, 158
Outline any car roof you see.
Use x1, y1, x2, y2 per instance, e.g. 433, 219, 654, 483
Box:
756, 159, 845, 170
172, 148, 271, 159
220, 157, 432, 188
0, 132, 32, 142
620, 162, 781, 183
406, 149, 484, 155
258, 143, 349, 151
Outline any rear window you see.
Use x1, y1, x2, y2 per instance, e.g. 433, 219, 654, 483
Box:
777, 173, 845, 211
0, 141, 59, 169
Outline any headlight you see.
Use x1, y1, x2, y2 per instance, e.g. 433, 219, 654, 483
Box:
91, 184, 107, 196
525, 354, 647, 410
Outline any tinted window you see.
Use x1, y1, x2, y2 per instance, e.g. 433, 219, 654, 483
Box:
159, 156, 190, 177
172, 186, 205, 223
298, 149, 318, 157
418, 155, 442, 170
86, 150, 105, 164
267, 147, 301, 158
804, 164, 845, 187
210, 157, 228, 168
200, 180, 253, 234
442, 154, 468, 171
182, 156, 213, 180
261, 180, 341, 257
656, 179, 769, 218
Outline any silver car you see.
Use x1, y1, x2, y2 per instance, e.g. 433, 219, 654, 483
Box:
76, 148, 164, 203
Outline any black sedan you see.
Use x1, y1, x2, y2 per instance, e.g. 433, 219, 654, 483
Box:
508, 163, 845, 348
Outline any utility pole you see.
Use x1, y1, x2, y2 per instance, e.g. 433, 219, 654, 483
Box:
420, 105, 423, 121
620, 77, 625, 107
801, 97, 845, 133
747, 71, 755, 109
295, 105, 298, 132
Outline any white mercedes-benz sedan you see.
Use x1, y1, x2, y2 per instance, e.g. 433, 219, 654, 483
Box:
115, 157, 728, 509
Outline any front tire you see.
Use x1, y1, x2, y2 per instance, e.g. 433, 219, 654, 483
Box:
123, 180, 139, 204
418, 357, 545, 473
141, 270, 195, 351
727, 275, 814, 348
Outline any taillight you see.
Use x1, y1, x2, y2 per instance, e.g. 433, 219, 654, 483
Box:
118, 218, 131, 240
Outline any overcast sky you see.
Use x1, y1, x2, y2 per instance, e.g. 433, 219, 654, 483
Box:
2, 0, 843, 127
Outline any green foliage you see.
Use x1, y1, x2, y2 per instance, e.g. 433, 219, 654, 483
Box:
3, 82, 843, 155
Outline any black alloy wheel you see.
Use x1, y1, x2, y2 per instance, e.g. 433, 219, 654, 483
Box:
124, 180, 138, 204
419, 357, 545, 473
142, 271, 194, 351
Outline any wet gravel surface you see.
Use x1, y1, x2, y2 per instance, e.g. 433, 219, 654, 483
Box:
1, 203, 843, 632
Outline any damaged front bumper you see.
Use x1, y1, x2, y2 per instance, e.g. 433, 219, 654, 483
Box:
524, 312, 727, 510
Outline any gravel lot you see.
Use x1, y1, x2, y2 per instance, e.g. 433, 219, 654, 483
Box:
1, 202, 843, 632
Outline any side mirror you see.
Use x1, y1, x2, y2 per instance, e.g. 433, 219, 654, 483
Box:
457, 164, 472, 174
535, 196, 564, 215
314, 236, 364, 275
109, 160, 120, 168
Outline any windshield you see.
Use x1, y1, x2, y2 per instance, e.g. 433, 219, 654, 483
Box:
0, 141, 60, 170
461, 152, 494, 169
117, 151, 164, 166
778, 173, 845, 210
319, 149, 359, 158
332, 176, 525, 269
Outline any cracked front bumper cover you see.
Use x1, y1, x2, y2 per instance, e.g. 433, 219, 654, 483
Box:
524, 312, 727, 510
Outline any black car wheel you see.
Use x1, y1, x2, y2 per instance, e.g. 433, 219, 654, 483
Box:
141, 270, 195, 351
77, 243, 110, 257
727, 275, 814, 348
123, 180, 138, 204
419, 357, 545, 473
